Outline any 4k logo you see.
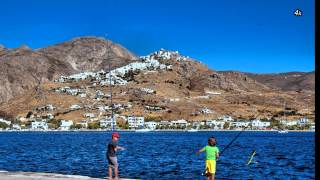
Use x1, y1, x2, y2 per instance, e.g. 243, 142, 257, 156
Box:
294, 9, 302, 16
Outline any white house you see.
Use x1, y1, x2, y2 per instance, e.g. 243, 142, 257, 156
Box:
310, 123, 315, 130
0, 118, 11, 125
230, 121, 250, 128
251, 119, 271, 129
83, 113, 96, 118
77, 120, 88, 128
127, 116, 145, 129
159, 120, 171, 127
141, 88, 155, 94
145, 121, 158, 130
171, 119, 188, 127
200, 107, 214, 114
12, 124, 21, 130
100, 118, 117, 128
219, 115, 234, 122
60, 120, 73, 130
145, 105, 163, 111
192, 121, 205, 127
297, 118, 309, 126
206, 120, 225, 129
205, 91, 222, 95
31, 120, 48, 130
280, 120, 298, 126
70, 104, 81, 110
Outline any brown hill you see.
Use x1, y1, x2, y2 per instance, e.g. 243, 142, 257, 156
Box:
38, 37, 137, 72
243, 71, 315, 92
0, 37, 137, 103
0, 49, 314, 122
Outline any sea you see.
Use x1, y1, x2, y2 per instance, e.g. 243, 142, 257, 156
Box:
0, 131, 315, 179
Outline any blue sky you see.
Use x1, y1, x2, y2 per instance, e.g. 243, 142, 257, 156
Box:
0, 0, 314, 73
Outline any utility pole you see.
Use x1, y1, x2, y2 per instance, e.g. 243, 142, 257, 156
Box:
105, 37, 114, 131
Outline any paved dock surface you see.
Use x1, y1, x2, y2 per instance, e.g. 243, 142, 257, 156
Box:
0, 171, 137, 180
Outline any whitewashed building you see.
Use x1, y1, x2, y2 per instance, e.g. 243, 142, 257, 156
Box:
171, 119, 188, 127
100, 118, 116, 128
145, 121, 158, 130
297, 118, 309, 126
230, 121, 250, 128
218, 115, 234, 122
12, 124, 21, 130
0, 118, 11, 125
205, 120, 225, 129
159, 120, 171, 127
200, 107, 214, 114
127, 116, 145, 129
31, 120, 48, 130
141, 88, 155, 94
77, 120, 88, 128
47, 113, 54, 120
251, 119, 271, 129
280, 120, 298, 126
83, 113, 96, 118
70, 104, 81, 110
60, 120, 73, 130
192, 121, 205, 127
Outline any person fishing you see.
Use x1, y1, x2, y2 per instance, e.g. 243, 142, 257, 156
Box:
107, 132, 125, 180
196, 136, 220, 180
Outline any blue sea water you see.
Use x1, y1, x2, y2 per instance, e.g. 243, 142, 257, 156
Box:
0, 131, 315, 179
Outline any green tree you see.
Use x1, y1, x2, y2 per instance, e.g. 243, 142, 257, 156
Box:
48, 119, 61, 129
0, 122, 9, 129
223, 122, 230, 129
88, 122, 100, 129
70, 124, 83, 129
270, 119, 280, 129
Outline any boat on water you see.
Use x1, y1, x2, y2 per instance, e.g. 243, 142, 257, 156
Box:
135, 128, 152, 132
278, 129, 288, 133
187, 128, 198, 132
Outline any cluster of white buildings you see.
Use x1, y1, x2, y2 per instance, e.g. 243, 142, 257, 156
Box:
280, 118, 310, 127
55, 49, 188, 87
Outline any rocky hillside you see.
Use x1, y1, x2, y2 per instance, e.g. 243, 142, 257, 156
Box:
243, 71, 315, 92
0, 47, 315, 122
0, 37, 137, 103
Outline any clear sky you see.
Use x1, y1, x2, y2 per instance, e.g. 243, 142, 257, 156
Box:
0, 0, 315, 73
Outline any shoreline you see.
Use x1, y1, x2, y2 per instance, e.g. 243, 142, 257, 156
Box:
0, 129, 315, 132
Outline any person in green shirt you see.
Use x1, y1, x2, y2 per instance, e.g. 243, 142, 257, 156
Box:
196, 136, 220, 180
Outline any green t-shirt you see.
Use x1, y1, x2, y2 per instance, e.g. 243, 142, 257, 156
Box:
202, 145, 219, 160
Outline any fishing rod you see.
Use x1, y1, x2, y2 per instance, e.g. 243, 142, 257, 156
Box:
219, 128, 246, 156
200, 106, 274, 176
219, 103, 273, 156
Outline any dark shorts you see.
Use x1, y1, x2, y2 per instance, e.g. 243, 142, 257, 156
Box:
107, 156, 118, 168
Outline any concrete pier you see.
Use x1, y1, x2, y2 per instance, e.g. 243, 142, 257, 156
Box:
0, 171, 137, 180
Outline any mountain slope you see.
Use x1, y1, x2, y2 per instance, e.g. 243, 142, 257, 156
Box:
0, 37, 137, 103
244, 71, 315, 92
0, 49, 314, 122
